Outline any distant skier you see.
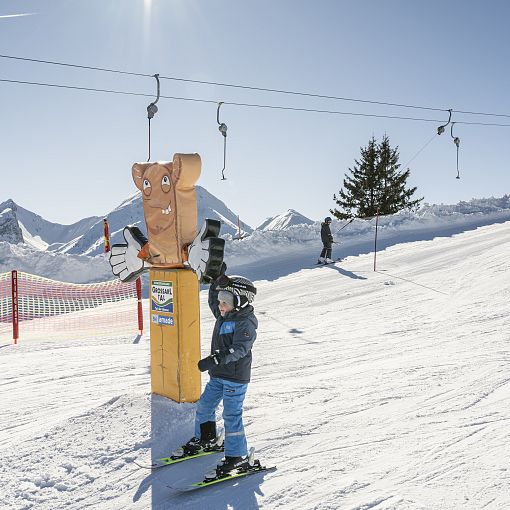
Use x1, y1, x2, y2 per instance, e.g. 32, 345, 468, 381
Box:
318, 216, 334, 264
174, 266, 258, 478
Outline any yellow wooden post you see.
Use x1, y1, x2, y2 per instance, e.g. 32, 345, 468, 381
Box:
149, 268, 201, 403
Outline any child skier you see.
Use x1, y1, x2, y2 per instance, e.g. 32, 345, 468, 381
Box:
318, 216, 334, 264
173, 270, 258, 478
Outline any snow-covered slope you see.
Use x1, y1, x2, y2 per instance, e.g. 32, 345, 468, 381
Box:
1, 217, 509, 509
224, 198, 510, 280
256, 208, 314, 231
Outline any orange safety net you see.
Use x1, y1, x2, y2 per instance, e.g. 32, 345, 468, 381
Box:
0, 271, 141, 342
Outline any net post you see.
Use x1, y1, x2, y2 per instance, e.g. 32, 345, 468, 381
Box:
103, 218, 111, 253
374, 208, 380, 272
11, 270, 19, 344
136, 277, 143, 334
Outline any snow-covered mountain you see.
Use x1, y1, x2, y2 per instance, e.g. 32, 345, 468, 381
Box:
0, 201, 24, 245
3, 195, 510, 284
256, 209, 314, 231
196, 186, 252, 239
0, 199, 101, 251
0, 187, 253, 257
54, 192, 145, 256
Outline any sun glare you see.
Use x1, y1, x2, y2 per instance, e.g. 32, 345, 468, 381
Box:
144, 0, 152, 17
143, 0, 152, 34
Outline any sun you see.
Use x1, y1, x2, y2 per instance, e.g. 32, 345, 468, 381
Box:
143, 0, 152, 19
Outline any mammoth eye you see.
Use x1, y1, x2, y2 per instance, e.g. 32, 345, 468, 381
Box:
161, 175, 171, 193
143, 179, 151, 190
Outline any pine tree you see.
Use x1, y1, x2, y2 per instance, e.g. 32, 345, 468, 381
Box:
331, 135, 423, 219
376, 135, 422, 215
331, 136, 379, 220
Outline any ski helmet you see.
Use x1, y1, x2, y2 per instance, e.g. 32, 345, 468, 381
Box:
218, 275, 257, 309
325, 216, 332, 223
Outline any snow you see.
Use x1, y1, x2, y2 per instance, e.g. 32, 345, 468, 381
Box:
256, 209, 314, 231
1, 202, 510, 509
211, 209, 239, 234
0, 241, 113, 284
18, 220, 49, 251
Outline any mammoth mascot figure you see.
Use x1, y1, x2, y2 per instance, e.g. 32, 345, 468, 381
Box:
109, 153, 225, 283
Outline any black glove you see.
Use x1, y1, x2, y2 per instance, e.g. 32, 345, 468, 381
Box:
204, 262, 228, 285
215, 272, 231, 288
198, 353, 221, 372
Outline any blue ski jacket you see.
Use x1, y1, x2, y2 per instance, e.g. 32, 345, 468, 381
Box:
207, 280, 258, 384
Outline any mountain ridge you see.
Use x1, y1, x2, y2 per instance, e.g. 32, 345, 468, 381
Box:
256, 208, 314, 231
0, 187, 259, 256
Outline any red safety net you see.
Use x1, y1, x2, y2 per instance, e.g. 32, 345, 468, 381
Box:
0, 271, 142, 342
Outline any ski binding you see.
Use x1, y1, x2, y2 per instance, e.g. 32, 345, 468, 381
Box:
133, 431, 224, 470
170, 448, 276, 491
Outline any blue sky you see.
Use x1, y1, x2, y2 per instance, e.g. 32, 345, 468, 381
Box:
1, 0, 510, 228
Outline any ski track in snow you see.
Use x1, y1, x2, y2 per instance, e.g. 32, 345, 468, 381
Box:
1, 221, 510, 509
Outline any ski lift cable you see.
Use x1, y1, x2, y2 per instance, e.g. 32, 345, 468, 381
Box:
158, 78, 448, 115
3, 53, 510, 120
3, 77, 510, 127
0, 53, 448, 113
400, 133, 438, 170
0, 53, 151, 78
338, 218, 355, 231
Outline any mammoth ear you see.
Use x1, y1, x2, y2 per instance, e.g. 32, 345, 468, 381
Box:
132, 163, 151, 191
172, 153, 201, 189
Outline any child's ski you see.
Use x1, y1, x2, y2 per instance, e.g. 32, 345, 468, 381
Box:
133, 431, 225, 470
133, 447, 223, 471
315, 258, 342, 265
169, 461, 276, 491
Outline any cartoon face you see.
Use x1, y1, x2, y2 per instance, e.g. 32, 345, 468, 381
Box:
132, 154, 201, 266
134, 163, 176, 236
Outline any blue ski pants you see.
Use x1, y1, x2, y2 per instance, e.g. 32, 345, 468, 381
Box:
195, 377, 248, 457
